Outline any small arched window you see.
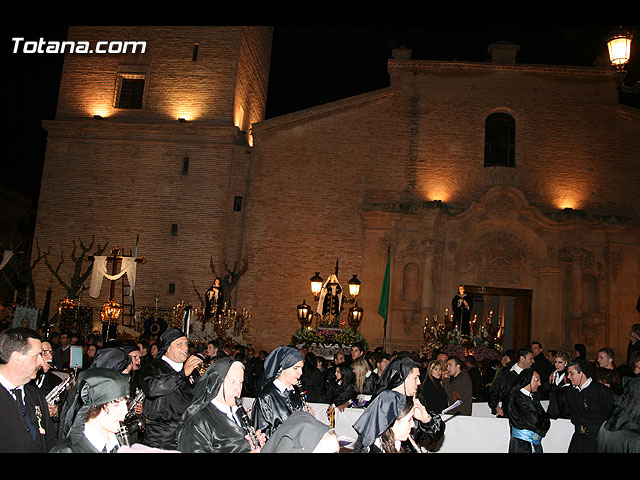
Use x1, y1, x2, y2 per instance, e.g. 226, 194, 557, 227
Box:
484, 112, 515, 167
401, 262, 420, 303
582, 274, 599, 314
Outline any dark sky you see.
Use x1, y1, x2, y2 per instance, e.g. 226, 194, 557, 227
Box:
2, 24, 638, 209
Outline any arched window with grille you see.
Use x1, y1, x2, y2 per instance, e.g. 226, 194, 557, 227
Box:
484, 112, 515, 167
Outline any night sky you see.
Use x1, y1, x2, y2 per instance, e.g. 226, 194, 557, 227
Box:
2, 23, 639, 213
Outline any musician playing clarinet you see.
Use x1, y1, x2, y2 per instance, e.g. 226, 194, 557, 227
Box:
251, 346, 314, 440
177, 357, 267, 453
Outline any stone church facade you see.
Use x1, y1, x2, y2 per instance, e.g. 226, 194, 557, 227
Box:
32, 26, 640, 357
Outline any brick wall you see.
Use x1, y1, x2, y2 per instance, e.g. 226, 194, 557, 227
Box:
32, 32, 640, 356
32, 27, 272, 334
241, 46, 640, 353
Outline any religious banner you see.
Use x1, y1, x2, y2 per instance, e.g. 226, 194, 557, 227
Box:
58, 306, 94, 337
13, 305, 39, 329
140, 306, 176, 341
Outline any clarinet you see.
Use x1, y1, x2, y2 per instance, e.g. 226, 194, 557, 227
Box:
235, 398, 260, 450
117, 423, 131, 448
294, 381, 310, 412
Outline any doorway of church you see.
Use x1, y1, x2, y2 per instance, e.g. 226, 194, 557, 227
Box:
464, 286, 532, 351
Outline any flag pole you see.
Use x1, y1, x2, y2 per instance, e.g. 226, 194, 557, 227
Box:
378, 244, 391, 353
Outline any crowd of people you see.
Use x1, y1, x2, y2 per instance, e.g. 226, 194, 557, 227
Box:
0, 322, 639, 453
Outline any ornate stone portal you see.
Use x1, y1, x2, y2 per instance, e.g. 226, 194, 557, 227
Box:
360, 185, 638, 355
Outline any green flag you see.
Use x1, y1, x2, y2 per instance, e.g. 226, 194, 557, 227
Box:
377, 246, 391, 327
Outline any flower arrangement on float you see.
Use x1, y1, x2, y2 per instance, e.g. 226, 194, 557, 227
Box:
419, 309, 503, 361
291, 326, 367, 350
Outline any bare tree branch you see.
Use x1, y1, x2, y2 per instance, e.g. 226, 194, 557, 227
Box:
208, 257, 249, 305
42, 236, 108, 299
191, 280, 204, 307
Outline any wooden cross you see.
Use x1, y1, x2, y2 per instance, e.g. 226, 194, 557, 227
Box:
86, 244, 147, 302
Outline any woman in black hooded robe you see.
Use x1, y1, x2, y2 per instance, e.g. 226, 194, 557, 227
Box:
353, 354, 445, 452
352, 390, 417, 453
177, 357, 266, 453
250, 346, 307, 440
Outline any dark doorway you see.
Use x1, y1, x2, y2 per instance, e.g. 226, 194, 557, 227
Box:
464, 285, 532, 351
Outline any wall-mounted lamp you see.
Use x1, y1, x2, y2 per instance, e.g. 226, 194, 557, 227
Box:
93, 114, 102, 119
178, 117, 187, 123
606, 26, 639, 94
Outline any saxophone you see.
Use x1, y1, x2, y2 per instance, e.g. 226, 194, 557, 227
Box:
126, 388, 145, 418
123, 388, 146, 433
45, 370, 76, 405
195, 354, 210, 375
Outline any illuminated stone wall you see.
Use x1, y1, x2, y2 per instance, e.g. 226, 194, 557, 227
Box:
243, 44, 640, 354
33, 32, 640, 357
32, 26, 272, 335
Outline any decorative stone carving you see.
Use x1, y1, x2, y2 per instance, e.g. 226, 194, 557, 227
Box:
458, 231, 538, 280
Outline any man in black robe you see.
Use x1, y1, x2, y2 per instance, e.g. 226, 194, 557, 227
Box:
565, 358, 615, 453
139, 328, 203, 450
0, 328, 58, 453
251, 346, 307, 440
507, 369, 550, 453
452, 285, 473, 335
177, 357, 266, 452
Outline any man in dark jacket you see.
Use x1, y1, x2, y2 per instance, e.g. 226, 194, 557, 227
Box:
465, 355, 483, 402
444, 357, 473, 415
139, 328, 203, 450
177, 357, 266, 452
488, 346, 534, 418
531, 341, 554, 399
0, 327, 58, 453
